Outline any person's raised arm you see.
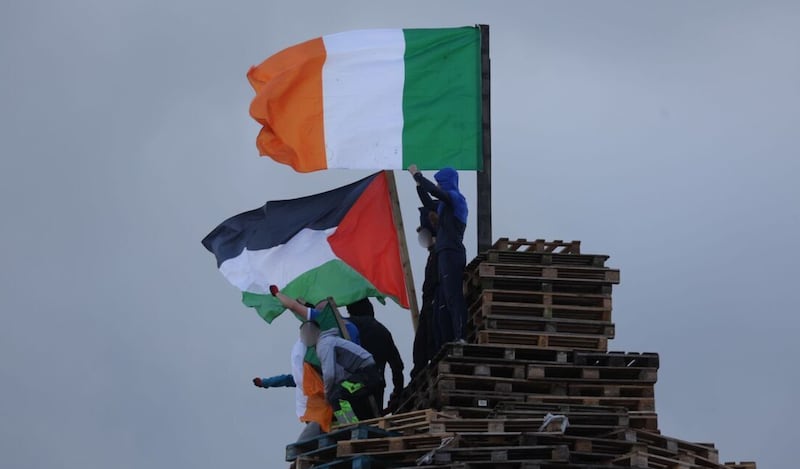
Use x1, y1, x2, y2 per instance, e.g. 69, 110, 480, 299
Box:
252, 374, 296, 388
416, 185, 438, 210
270, 285, 309, 321
408, 164, 452, 206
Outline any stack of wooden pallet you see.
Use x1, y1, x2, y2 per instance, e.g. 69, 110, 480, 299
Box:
283, 238, 756, 469
392, 343, 658, 427
464, 238, 617, 351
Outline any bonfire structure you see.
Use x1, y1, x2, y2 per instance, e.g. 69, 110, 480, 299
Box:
283, 238, 756, 469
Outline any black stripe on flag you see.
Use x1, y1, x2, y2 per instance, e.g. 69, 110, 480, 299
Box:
201, 172, 379, 267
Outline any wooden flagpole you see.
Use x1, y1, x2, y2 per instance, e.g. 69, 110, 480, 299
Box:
477, 24, 493, 254
384, 170, 421, 331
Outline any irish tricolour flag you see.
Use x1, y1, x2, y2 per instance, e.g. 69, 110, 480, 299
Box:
201, 172, 409, 323
248, 27, 482, 172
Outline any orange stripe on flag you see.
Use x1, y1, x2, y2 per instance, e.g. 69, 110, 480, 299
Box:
247, 38, 328, 172
301, 363, 333, 432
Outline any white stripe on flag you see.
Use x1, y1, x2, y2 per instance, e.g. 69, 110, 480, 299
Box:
322, 29, 405, 169
219, 228, 337, 294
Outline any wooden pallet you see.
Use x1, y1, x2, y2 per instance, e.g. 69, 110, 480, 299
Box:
476, 263, 620, 284
436, 343, 573, 363
525, 394, 656, 412
574, 351, 660, 369
433, 445, 570, 464
430, 419, 627, 436
566, 383, 654, 398
612, 449, 728, 469
469, 295, 613, 324
493, 238, 583, 254
415, 375, 654, 408
471, 314, 615, 338
484, 249, 609, 267
342, 409, 457, 434
295, 454, 377, 469
476, 330, 608, 351
431, 389, 528, 410
491, 401, 630, 419
435, 373, 569, 395
397, 349, 659, 415
286, 425, 399, 461
489, 404, 635, 435
723, 462, 757, 469
520, 434, 643, 464
611, 429, 719, 463
628, 411, 660, 431
337, 433, 455, 457
435, 361, 528, 380
470, 276, 615, 296
430, 347, 657, 371
472, 289, 612, 311
430, 419, 553, 434
397, 463, 636, 469
527, 363, 657, 383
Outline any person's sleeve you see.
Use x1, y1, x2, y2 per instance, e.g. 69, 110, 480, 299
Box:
384, 327, 405, 392
307, 308, 317, 321
345, 321, 360, 345
266, 374, 296, 387
414, 173, 452, 205
416, 184, 437, 210
389, 342, 404, 392
290, 341, 305, 391
318, 339, 337, 402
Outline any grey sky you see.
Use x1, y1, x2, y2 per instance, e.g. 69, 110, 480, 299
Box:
1, 1, 797, 468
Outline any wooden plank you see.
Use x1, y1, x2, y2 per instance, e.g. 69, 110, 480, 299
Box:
723, 462, 757, 469
433, 445, 570, 464
338, 409, 456, 434
438, 342, 571, 363
479, 289, 612, 307
477, 330, 608, 352
286, 424, 399, 461
470, 299, 613, 323
525, 394, 656, 412
472, 314, 616, 338
436, 361, 527, 380
479, 263, 621, 284
491, 238, 582, 254
337, 433, 455, 457
384, 170, 420, 331
474, 276, 614, 296
628, 429, 720, 463
574, 351, 660, 369
526, 363, 658, 383
326, 297, 350, 341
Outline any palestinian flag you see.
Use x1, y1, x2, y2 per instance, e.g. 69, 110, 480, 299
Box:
202, 172, 409, 323
248, 26, 482, 172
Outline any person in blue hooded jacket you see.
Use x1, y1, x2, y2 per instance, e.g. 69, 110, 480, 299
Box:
408, 164, 468, 343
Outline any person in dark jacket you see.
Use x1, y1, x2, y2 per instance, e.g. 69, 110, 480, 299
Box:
411, 206, 440, 378
408, 165, 468, 342
346, 298, 404, 413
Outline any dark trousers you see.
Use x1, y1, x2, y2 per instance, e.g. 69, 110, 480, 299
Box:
412, 303, 437, 377
436, 248, 467, 342
329, 365, 381, 421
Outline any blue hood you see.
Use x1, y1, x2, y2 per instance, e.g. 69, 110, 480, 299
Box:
434, 167, 468, 225
434, 167, 459, 191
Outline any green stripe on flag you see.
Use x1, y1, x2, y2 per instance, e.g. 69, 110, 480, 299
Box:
402, 27, 482, 170
242, 259, 385, 323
